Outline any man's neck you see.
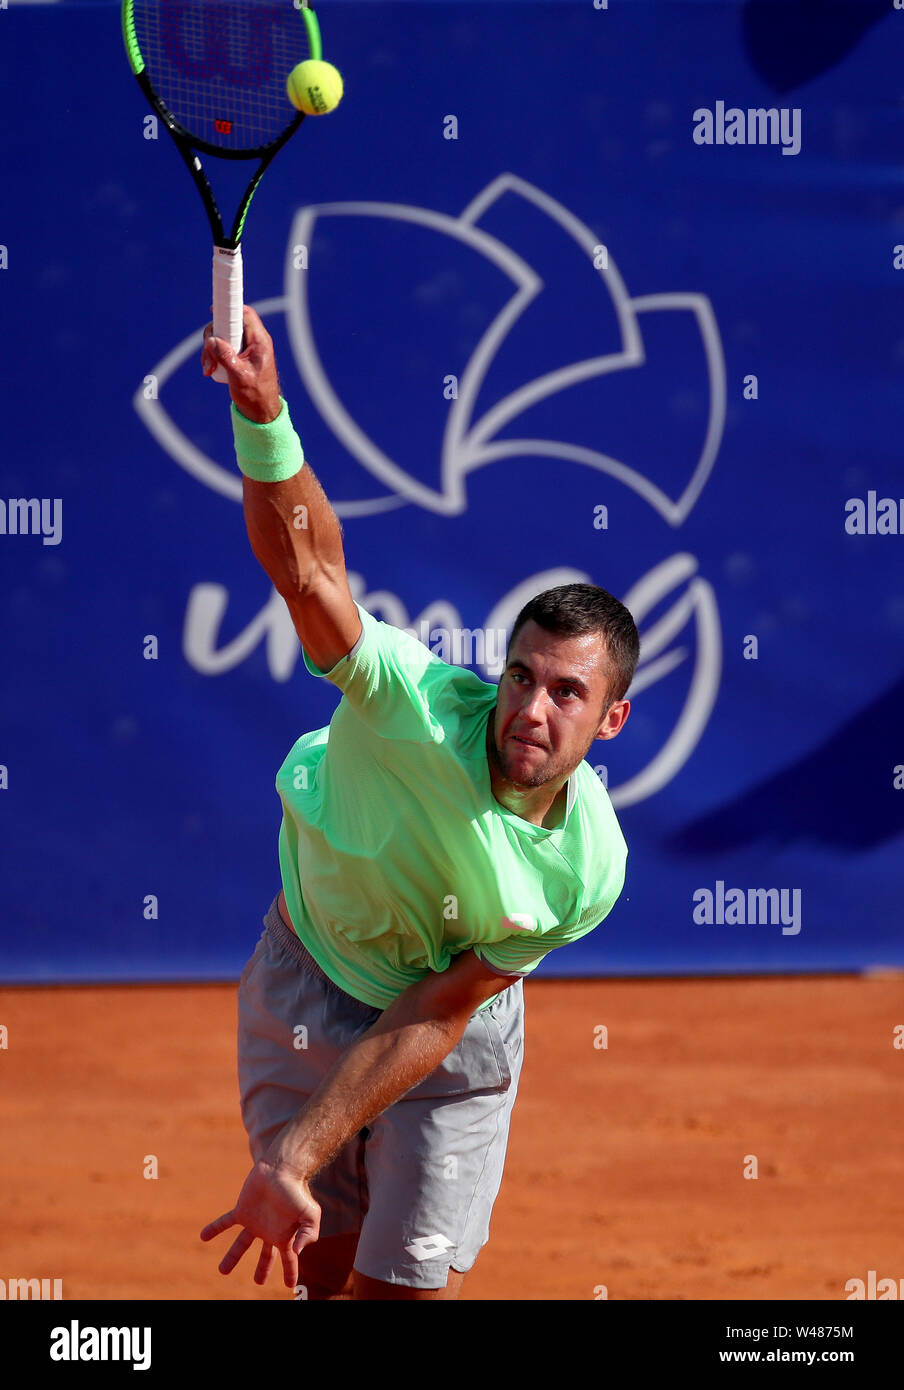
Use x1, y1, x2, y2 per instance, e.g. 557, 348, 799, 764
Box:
539, 783, 568, 830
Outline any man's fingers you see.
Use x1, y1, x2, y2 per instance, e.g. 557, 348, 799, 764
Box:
280, 1246, 300, 1291
201, 328, 221, 378
204, 333, 226, 365
239, 306, 275, 363
202, 329, 246, 380
218, 1227, 255, 1276
199, 1210, 237, 1242
241, 304, 267, 341
254, 1244, 277, 1286
292, 1223, 319, 1256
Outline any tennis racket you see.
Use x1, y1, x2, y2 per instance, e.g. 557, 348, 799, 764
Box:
122, 0, 322, 382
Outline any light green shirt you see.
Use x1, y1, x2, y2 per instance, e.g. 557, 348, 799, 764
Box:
276, 602, 628, 1010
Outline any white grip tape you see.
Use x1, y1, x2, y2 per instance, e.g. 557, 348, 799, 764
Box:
211, 245, 244, 384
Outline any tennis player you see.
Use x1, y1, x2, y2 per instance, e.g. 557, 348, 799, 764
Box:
199, 307, 638, 1300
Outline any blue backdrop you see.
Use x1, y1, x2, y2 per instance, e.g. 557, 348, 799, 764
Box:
1, 0, 902, 982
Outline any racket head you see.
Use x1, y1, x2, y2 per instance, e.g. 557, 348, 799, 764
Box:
122, 0, 320, 161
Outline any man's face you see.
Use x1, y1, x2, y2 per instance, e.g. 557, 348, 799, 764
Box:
489, 619, 627, 789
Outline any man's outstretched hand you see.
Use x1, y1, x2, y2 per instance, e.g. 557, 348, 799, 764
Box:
200, 1158, 321, 1288
201, 304, 282, 424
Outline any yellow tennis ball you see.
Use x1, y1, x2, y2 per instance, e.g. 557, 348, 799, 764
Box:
287, 60, 343, 115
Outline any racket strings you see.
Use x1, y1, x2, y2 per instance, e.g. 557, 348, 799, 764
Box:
133, 0, 310, 153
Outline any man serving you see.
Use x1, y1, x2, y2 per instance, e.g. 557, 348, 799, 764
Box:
199, 307, 638, 1300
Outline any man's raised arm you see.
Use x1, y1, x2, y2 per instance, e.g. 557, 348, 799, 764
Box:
202, 305, 361, 672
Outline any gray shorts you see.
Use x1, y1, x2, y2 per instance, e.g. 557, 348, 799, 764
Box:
237, 894, 525, 1289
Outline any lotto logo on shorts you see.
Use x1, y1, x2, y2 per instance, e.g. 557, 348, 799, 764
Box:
404, 1233, 454, 1262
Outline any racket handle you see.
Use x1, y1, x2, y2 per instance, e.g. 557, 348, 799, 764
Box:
211, 245, 244, 384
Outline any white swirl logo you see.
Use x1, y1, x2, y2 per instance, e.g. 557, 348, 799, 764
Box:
133, 174, 726, 807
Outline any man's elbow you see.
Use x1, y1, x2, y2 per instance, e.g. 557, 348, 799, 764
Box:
397, 950, 519, 1030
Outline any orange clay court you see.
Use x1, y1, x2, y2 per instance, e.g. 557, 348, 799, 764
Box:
2, 970, 901, 1301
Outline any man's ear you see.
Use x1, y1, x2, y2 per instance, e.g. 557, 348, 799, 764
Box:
596, 698, 630, 741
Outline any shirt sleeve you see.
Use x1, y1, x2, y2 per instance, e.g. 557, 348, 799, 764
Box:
300, 601, 452, 742
472, 848, 628, 978
475, 954, 534, 980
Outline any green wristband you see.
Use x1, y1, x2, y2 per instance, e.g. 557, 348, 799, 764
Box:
231, 397, 305, 482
